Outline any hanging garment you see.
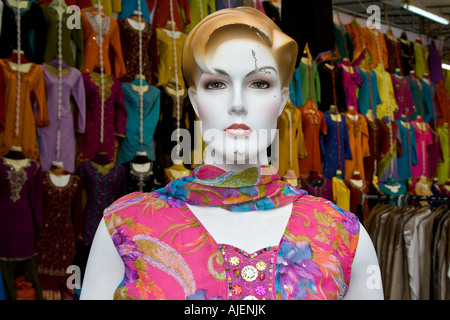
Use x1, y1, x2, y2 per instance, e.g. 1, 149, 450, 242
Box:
345, 174, 368, 215
184, 0, 215, 34
345, 21, 366, 65
413, 40, 429, 79
318, 60, 347, 113
76, 160, 126, 246
332, 176, 351, 211
301, 176, 333, 202
118, 0, 152, 24
333, 22, 353, 63
150, 0, 190, 32
373, 64, 398, 120
155, 27, 187, 88
77, 72, 127, 163
103, 164, 360, 300
118, 15, 154, 83
41, 3, 84, 69
0, 60, 48, 160
275, 101, 307, 179
38, 63, 86, 173
117, 82, 161, 164
391, 73, 415, 121
428, 41, 444, 85
400, 33, 414, 76
300, 59, 321, 108
344, 109, 370, 181
411, 119, 433, 180
288, 64, 303, 108
321, 112, 352, 179
435, 81, 450, 127
298, 101, 327, 178
0, 157, 43, 260
215, 0, 238, 10
338, 60, 361, 111
356, 66, 382, 117
437, 123, 449, 184
364, 115, 382, 182
80, 9, 127, 78
35, 172, 83, 300
420, 79, 437, 125
427, 128, 441, 180
0, 0, 47, 63
384, 30, 403, 74
377, 118, 402, 184
395, 119, 417, 184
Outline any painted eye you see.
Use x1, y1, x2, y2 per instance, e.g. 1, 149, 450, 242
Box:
205, 81, 227, 89
250, 81, 270, 89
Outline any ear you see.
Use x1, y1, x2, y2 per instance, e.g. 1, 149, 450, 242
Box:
188, 87, 200, 118
277, 87, 290, 117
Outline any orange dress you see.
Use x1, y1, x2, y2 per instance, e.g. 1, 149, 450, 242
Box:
81, 9, 126, 78
364, 29, 388, 69
298, 100, 327, 178
344, 109, 370, 181
0, 60, 48, 159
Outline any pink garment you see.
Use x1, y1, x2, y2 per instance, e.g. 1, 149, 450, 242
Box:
411, 120, 433, 178
104, 165, 360, 300
338, 60, 362, 111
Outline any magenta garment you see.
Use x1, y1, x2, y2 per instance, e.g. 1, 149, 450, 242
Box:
390, 74, 414, 121
103, 165, 360, 300
38, 64, 86, 173
411, 120, 433, 178
301, 177, 334, 202
0, 158, 43, 260
338, 60, 362, 112
77, 72, 127, 162
427, 129, 441, 179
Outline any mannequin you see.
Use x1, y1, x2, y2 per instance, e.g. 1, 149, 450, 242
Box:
81, 7, 383, 300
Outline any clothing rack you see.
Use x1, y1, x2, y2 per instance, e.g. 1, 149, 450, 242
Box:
362, 193, 450, 205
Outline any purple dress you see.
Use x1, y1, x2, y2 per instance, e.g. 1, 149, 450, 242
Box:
0, 158, 43, 260
76, 161, 126, 246
77, 72, 127, 163
390, 74, 414, 121
338, 61, 362, 112
37, 64, 86, 173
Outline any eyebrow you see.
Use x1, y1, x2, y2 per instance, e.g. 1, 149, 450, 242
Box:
212, 67, 278, 78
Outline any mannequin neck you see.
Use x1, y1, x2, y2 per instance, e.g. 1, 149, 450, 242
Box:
203, 149, 270, 172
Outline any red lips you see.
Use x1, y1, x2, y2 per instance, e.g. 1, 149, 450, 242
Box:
224, 123, 253, 136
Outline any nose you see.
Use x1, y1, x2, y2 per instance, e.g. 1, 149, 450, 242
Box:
228, 89, 247, 115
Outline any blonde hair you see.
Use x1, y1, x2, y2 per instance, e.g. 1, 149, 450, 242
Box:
182, 7, 298, 90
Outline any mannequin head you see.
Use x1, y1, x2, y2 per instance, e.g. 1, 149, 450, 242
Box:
183, 7, 298, 169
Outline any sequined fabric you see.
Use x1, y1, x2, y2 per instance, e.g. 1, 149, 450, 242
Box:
104, 164, 360, 300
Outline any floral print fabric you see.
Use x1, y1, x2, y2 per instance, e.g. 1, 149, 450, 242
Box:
103, 165, 360, 300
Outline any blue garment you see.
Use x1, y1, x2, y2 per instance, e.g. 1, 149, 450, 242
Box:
117, 82, 161, 163
320, 112, 353, 179
289, 65, 303, 107
118, 0, 152, 24
356, 67, 381, 117
215, 0, 238, 10
395, 120, 417, 184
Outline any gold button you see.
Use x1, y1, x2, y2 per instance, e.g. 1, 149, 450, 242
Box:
256, 261, 267, 271
229, 256, 240, 266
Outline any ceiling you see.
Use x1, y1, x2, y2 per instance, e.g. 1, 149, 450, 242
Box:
331, 0, 450, 61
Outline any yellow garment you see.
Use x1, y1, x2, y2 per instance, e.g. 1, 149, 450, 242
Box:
155, 28, 187, 89
444, 70, 450, 93
332, 176, 351, 211
276, 101, 307, 179
184, 0, 216, 34
413, 41, 429, 79
437, 123, 449, 184
373, 65, 398, 120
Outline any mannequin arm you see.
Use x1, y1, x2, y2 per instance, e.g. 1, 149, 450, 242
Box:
343, 222, 384, 300
80, 220, 124, 300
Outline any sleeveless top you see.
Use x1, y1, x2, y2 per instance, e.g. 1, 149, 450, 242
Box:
103, 165, 360, 300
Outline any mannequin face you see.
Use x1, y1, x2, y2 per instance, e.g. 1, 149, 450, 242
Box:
189, 38, 289, 167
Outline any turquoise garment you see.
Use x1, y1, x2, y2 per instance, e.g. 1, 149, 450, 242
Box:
379, 179, 407, 205
356, 67, 382, 117
118, 0, 152, 24
334, 23, 353, 62
117, 82, 161, 163
409, 76, 436, 123
395, 120, 417, 184
289, 65, 303, 107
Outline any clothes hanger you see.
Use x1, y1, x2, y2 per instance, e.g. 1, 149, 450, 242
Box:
4, 145, 25, 160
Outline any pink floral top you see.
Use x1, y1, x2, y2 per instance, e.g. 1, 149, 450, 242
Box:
103, 165, 360, 300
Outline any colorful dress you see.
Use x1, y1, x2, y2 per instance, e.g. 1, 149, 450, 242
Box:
373, 65, 398, 120
321, 112, 352, 180
344, 110, 370, 181
0, 60, 48, 160
117, 83, 160, 164
103, 164, 360, 300
76, 161, 126, 246
377, 118, 402, 184
77, 72, 127, 163
338, 61, 361, 111
411, 120, 433, 179
0, 158, 43, 260
356, 66, 381, 117
395, 120, 417, 184
391, 74, 415, 121
35, 172, 83, 299
298, 101, 327, 178
38, 64, 86, 173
